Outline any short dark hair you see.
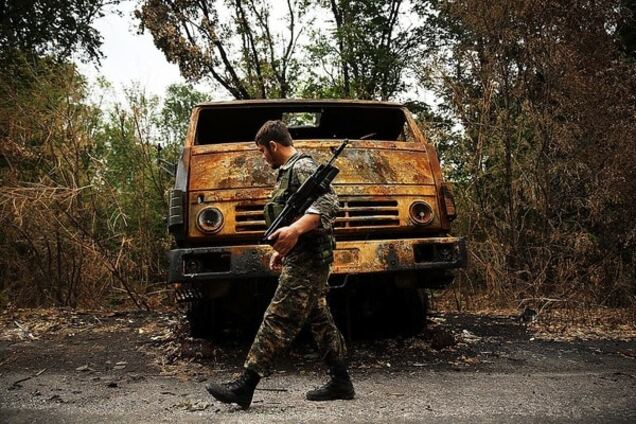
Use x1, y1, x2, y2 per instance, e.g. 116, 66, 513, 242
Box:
255, 120, 293, 147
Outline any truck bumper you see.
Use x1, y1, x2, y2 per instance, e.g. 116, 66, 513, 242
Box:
168, 237, 467, 283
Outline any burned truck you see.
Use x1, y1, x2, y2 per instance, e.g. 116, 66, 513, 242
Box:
167, 100, 466, 337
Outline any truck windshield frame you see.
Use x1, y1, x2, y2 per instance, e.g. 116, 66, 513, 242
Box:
194, 104, 414, 144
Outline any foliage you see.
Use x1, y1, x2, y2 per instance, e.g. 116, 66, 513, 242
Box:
159, 83, 209, 145
135, 0, 419, 100
135, 0, 309, 98
302, 0, 419, 100
0, 0, 117, 64
417, 0, 636, 309
0, 60, 120, 307
0, 58, 207, 308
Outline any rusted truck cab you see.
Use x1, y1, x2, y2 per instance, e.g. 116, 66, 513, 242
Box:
167, 100, 466, 336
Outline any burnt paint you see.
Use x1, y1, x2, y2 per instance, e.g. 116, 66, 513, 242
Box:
190, 142, 433, 193
230, 248, 272, 276
190, 151, 274, 190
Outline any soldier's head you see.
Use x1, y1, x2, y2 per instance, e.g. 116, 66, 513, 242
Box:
255, 120, 295, 169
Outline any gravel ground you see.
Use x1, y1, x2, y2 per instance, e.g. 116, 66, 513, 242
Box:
1, 310, 635, 423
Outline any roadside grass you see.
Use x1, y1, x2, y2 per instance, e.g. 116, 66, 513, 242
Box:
431, 288, 636, 341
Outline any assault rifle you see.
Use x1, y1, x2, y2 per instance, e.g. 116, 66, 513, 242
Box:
262, 135, 375, 245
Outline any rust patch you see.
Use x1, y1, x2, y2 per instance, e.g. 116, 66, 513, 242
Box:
231, 155, 247, 168
190, 150, 274, 190
377, 242, 400, 270
231, 247, 271, 276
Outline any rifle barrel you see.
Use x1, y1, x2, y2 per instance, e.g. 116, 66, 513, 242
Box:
328, 139, 349, 167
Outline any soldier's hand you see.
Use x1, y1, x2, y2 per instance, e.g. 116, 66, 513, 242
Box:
269, 251, 283, 271
269, 226, 300, 256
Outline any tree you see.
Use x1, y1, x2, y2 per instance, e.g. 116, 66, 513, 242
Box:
0, 65, 206, 308
417, 0, 636, 307
303, 0, 419, 100
0, 0, 117, 64
0, 61, 125, 307
157, 83, 209, 146
135, 0, 308, 99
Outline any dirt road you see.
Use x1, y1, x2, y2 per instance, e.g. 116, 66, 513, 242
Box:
1, 310, 635, 423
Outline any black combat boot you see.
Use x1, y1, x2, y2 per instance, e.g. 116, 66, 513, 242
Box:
206, 368, 260, 409
306, 361, 355, 401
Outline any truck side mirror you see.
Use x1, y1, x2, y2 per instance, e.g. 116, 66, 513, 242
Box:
156, 144, 176, 177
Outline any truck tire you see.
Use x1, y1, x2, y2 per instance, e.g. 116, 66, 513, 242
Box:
396, 287, 428, 335
343, 278, 428, 338
187, 298, 216, 339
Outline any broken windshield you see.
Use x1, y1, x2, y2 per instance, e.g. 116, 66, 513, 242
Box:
194, 104, 413, 144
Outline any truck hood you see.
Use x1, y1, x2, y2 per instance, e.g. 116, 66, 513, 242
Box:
188, 142, 435, 191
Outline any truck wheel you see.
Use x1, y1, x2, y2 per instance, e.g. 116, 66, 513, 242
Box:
344, 279, 428, 338
397, 288, 428, 335
187, 299, 216, 339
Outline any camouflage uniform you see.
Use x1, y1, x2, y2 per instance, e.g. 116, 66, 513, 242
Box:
245, 153, 347, 377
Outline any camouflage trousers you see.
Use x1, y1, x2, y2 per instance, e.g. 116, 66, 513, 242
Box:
244, 257, 347, 377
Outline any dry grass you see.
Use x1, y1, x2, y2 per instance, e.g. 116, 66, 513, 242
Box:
529, 307, 636, 342
431, 283, 636, 342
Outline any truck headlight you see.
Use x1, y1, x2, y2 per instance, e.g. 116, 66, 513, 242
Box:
196, 207, 224, 233
409, 201, 434, 225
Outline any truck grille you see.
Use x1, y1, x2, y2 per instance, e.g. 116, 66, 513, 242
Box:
235, 204, 267, 232
335, 199, 399, 228
235, 199, 400, 232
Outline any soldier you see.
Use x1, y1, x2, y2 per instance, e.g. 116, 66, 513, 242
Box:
206, 120, 355, 409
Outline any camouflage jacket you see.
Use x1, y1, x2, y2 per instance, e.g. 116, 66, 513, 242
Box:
276, 151, 339, 234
